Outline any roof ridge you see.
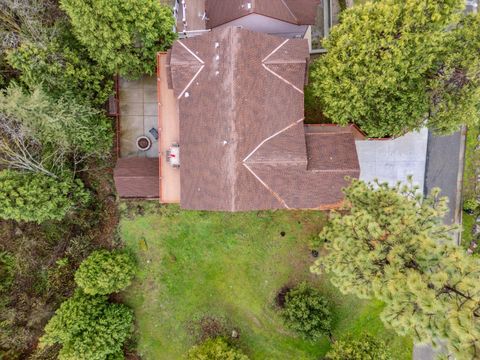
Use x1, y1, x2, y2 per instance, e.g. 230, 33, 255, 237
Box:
230, 27, 239, 211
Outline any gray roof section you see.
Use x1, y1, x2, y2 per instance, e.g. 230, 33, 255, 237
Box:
355, 128, 429, 192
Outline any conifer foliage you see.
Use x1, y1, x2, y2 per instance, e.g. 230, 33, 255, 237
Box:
312, 179, 480, 359
310, 0, 480, 138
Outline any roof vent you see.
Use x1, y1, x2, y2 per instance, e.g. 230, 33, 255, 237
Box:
246, 2, 252, 9
215, 55, 220, 61
215, 42, 220, 48
185, 92, 190, 98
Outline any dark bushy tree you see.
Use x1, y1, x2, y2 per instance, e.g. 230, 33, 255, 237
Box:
40, 291, 133, 360
75, 250, 136, 295
0, 170, 89, 223
281, 282, 332, 340
311, 178, 480, 359
311, 0, 480, 137
325, 334, 391, 360
60, 0, 176, 78
186, 337, 249, 360
7, 22, 114, 106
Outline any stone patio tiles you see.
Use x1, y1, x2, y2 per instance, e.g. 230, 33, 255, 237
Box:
119, 76, 159, 159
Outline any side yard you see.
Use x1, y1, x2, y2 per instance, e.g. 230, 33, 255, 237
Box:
120, 203, 412, 359
462, 125, 480, 251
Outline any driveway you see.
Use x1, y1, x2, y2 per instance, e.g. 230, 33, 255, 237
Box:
424, 130, 466, 226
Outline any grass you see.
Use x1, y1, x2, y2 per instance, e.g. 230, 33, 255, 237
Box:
120, 204, 412, 360
461, 126, 479, 249
462, 211, 475, 248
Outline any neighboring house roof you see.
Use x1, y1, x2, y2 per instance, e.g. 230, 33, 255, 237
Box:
206, 0, 321, 28
168, 27, 359, 211
114, 158, 160, 198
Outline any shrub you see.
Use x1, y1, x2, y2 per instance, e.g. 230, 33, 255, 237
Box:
280, 282, 332, 340
74, 250, 136, 295
310, 0, 479, 137
60, 0, 176, 78
0, 252, 15, 293
325, 334, 391, 360
463, 198, 478, 214
40, 291, 134, 360
0, 170, 89, 223
186, 337, 249, 360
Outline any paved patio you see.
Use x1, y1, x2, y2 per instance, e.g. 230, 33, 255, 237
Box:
118, 76, 159, 158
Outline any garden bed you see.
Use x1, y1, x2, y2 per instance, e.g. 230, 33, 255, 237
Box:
120, 203, 412, 359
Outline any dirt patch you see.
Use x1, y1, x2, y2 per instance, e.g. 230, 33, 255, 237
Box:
276, 286, 291, 309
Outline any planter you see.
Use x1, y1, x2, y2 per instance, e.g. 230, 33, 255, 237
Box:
136, 136, 152, 151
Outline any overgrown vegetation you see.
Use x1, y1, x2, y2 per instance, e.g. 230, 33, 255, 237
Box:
312, 178, 480, 359
311, 0, 480, 137
0, 0, 141, 357
59, 0, 176, 78
0, 170, 89, 223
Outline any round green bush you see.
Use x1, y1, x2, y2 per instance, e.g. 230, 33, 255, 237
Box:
186, 337, 249, 360
40, 291, 133, 360
281, 282, 332, 340
74, 250, 136, 295
325, 334, 391, 360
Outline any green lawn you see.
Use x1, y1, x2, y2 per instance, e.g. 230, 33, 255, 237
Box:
462, 211, 475, 248
120, 204, 412, 359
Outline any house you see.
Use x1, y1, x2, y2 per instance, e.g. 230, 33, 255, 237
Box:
113, 24, 362, 211
205, 0, 321, 39
166, 27, 360, 211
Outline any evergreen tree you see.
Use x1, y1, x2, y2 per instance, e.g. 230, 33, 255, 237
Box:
40, 291, 133, 360
75, 250, 136, 295
0, 170, 89, 223
60, 0, 176, 78
311, 178, 480, 359
310, 0, 480, 137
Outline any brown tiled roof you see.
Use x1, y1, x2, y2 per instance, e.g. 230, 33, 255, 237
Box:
206, 0, 321, 28
114, 158, 160, 198
169, 27, 359, 211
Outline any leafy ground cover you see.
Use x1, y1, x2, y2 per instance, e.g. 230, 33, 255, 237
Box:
120, 203, 412, 359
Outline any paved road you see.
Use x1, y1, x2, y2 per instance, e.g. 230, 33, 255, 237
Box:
424, 130, 465, 226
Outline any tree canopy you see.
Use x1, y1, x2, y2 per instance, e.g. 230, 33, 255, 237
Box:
0, 170, 89, 223
7, 22, 114, 106
310, 0, 480, 137
40, 291, 133, 360
311, 179, 480, 359
60, 0, 176, 78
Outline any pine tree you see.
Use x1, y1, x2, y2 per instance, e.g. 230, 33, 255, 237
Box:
311, 178, 480, 359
